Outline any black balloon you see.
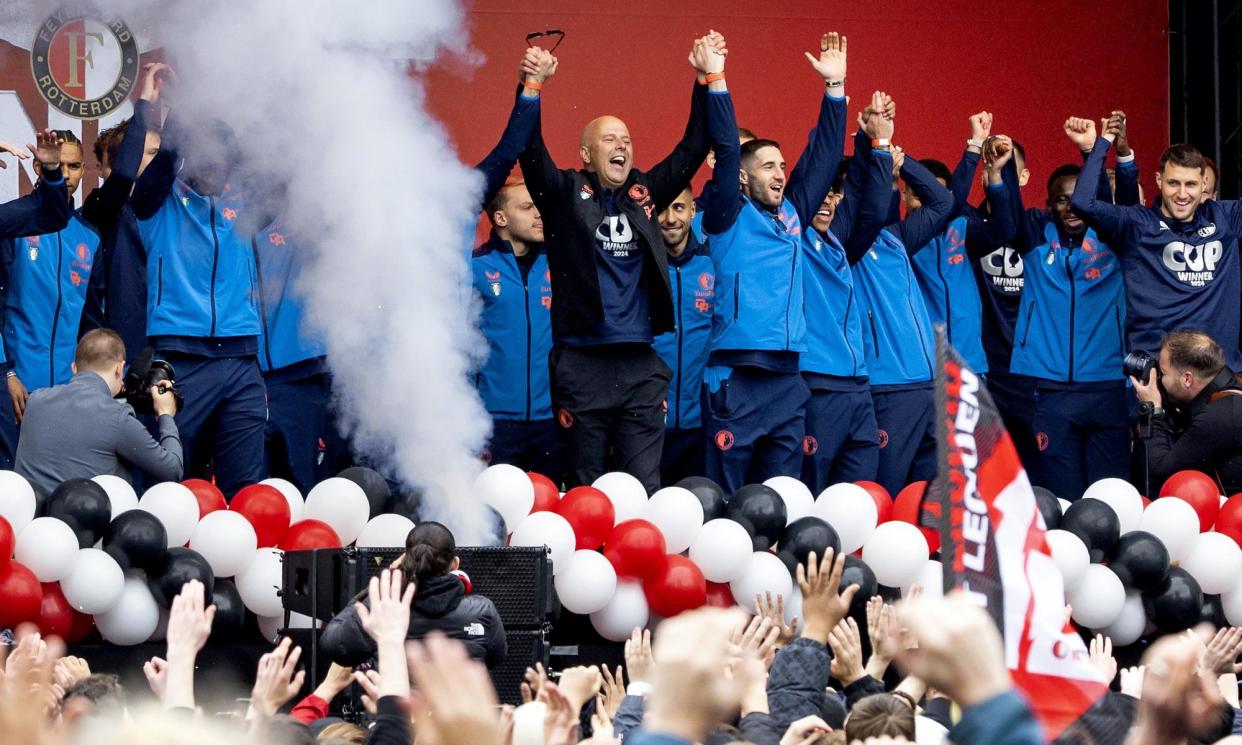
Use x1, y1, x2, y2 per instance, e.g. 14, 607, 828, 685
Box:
209, 579, 247, 643
1108, 531, 1170, 592
1061, 499, 1120, 562
387, 487, 424, 522
840, 555, 878, 617
727, 484, 787, 551
676, 477, 727, 522
339, 466, 391, 519
1202, 594, 1228, 629
1032, 486, 1062, 530
47, 478, 112, 547
778, 517, 841, 575
103, 510, 169, 571
149, 547, 215, 608
481, 505, 507, 546
31, 480, 50, 518
1144, 567, 1204, 633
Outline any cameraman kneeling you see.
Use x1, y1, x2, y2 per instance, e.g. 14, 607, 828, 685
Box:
15, 329, 183, 492
1132, 330, 1242, 494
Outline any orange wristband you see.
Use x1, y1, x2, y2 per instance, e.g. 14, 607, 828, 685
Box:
704, 72, 726, 83
524, 80, 543, 91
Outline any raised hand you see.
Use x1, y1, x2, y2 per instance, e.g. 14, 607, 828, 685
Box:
167, 579, 215, 655
890, 146, 906, 177
557, 665, 603, 713
804, 32, 846, 85
625, 627, 654, 685
1088, 633, 1118, 685
540, 682, 581, 745
1119, 665, 1145, 699
1110, 110, 1131, 156
690, 31, 727, 75
31, 130, 65, 169
756, 592, 799, 649
797, 548, 859, 645
408, 634, 503, 745
52, 656, 90, 690
859, 91, 895, 141
520, 661, 549, 704
969, 111, 993, 143
355, 568, 415, 646
1063, 116, 1097, 150
732, 613, 781, 670
828, 617, 866, 686
984, 135, 1014, 184
599, 664, 625, 718
646, 607, 748, 742
779, 715, 833, 745
249, 637, 307, 718
139, 62, 175, 103
865, 598, 901, 678
351, 669, 382, 716
1201, 626, 1242, 676
142, 656, 168, 702
894, 593, 1010, 709
520, 46, 558, 85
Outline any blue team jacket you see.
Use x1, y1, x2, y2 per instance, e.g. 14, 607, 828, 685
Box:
851, 156, 954, 386
911, 215, 986, 371
1010, 221, 1125, 382
653, 236, 713, 429
252, 221, 326, 373
2, 214, 99, 389
472, 233, 553, 421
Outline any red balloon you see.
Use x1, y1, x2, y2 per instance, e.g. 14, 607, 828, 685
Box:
183, 478, 227, 518
704, 581, 734, 608
66, 607, 95, 644
37, 582, 75, 639
556, 486, 615, 550
0, 562, 43, 627
233, 484, 294, 547
279, 519, 342, 551
644, 555, 707, 618
529, 472, 561, 514
1216, 495, 1242, 549
604, 520, 668, 580
1159, 470, 1220, 531
855, 481, 894, 524
0, 515, 12, 572
892, 481, 939, 553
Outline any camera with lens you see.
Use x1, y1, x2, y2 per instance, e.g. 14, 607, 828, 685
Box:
1123, 350, 1158, 382
119, 348, 184, 415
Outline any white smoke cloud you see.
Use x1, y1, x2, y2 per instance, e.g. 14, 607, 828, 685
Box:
54, 0, 495, 542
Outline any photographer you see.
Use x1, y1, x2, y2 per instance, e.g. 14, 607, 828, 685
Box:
14, 329, 182, 493
1132, 330, 1242, 494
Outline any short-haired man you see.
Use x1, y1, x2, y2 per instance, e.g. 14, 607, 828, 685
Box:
653, 186, 712, 485
473, 181, 557, 477
14, 328, 182, 493
517, 36, 728, 492
1132, 330, 1242, 494
1072, 127, 1242, 369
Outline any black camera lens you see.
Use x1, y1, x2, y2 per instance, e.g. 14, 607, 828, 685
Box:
1123, 350, 1157, 381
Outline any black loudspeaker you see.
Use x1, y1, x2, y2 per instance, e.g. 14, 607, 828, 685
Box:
281, 546, 554, 708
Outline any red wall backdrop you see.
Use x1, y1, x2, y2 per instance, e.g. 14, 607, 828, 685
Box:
426, 0, 1170, 204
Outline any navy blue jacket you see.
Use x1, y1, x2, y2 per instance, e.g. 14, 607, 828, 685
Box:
79, 99, 158, 362
800, 137, 894, 382
852, 140, 955, 387
476, 90, 542, 213
1073, 138, 1242, 368
130, 112, 260, 357
910, 150, 1017, 373
703, 90, 844, 368
252, 220, 327, 376
653, 234, 713, 429
471, 232, 553, 421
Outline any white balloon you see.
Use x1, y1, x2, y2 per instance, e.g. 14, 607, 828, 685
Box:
257, 611, 315, 643
1224, 583, 1242, 627
1068, 564, 1126, 628
95, 576, 160, 645
555, 550, 617, 614
139, 482, 200, 548
643, 487, 704, 554
905, 559, 944, 598
1083, 478, 1144, 534
813, 483, 878, 554
783, 588, 804, 627
689, 518, 753, 583
0, 470, 37, 534
236, 547, 284, 617
190, 511, 259, 577
15, 517, 79, 581
1182, 532, 1242, 595
92, 475, 138, 519
862, 522, 930, 588
1100, 592, 1147, 646
592, 472, 648, 525
763, 476, 814, 525
510, 512, 576, 575
1058, 498, 1072, 515
589, 580, 650, 641
1139, 498, 1200, 562
304, 478, 370, 545
61, 548, 125, 614
260, 478, 305, 523
729, 551, 793, 609
356, 514, 416, 549
1046, 530, 1091, 591
474, 465, 534, 533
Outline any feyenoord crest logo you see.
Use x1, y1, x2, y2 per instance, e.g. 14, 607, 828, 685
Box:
31, 10, 140, 119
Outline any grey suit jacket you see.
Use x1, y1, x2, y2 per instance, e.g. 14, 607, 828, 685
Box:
14, 371, 183, 493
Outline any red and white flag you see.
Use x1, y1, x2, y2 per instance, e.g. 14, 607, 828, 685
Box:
924, 329, 1108, 740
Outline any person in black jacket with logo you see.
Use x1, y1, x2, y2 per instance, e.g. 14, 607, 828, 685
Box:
320, 522, 506, 668
517, 35, 728, 492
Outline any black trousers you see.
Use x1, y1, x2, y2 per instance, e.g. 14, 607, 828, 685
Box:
549, 344, 670, 493
660, 427, 704, 487
487, 418, 563, 484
